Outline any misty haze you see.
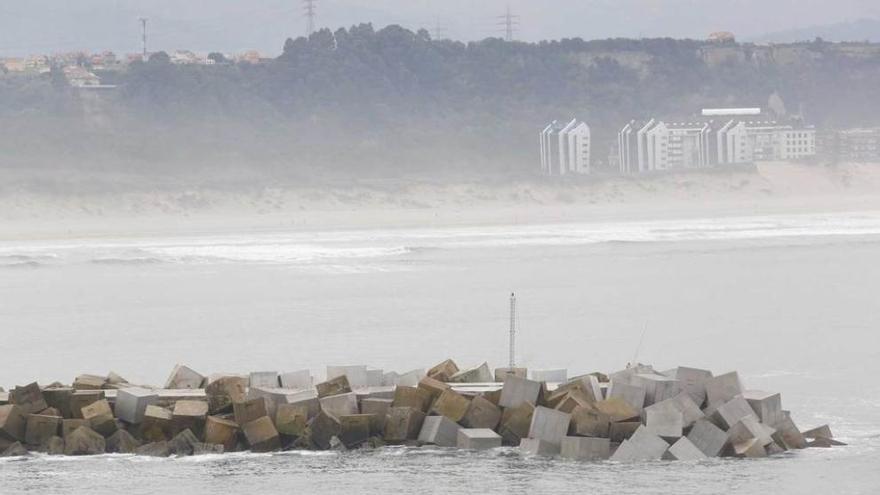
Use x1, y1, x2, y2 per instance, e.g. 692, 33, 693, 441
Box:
0, 1, 878, 494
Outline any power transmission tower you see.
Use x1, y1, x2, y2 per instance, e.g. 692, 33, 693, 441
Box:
497, 5, 519, 42
139, 17, 148, 59
509, 292, 517, 368
303, 0, 316, 36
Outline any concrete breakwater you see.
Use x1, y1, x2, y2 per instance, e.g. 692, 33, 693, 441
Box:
0, 361, 842, 460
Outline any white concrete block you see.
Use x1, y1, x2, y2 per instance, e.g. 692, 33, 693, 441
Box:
560, 436, 610, 461
528, 406, 571, 446
529, 369, 567, 383
114, 387, 158, 424
279, 370, 312, 390
457, 428, 502, 450
667, 436, 708, 461
499, 375, 541, 409
418, 415, 461, 447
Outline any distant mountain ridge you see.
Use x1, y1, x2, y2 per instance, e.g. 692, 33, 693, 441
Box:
753, 18, 880, 43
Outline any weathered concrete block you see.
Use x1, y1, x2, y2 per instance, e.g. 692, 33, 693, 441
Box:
803, 424, 834, 439
308, 411, 342, 450
115, 387, 159, 424
134, 441, 171, 457
519, 437, 560, 456
25, 414, 61, 446
666, 436, 708, 460
69, 390, 104, 419
396, 369, 425, 387
431, 389, 471, 422
554, 390, 594, 414
164, 364, 205, 389
713, 396, 757, 430
383, 407, 426, 443
528, 406, 571, 446
106, 429, 141, 454
593, 398, 639, 423
417, 376, 449, 402
64, 426, 106, 455
417, 415, 461, 447
192, 443, 225, 455
316, 375, 352, 398
686, 418, 728, 457
361, 398, 393, 424
728, 415, 774, 451
705, 372, 743, 407
566, 375, 604, 403
106, 372, 128, 386
81, 399, 117, 437
427, 359, 459, 382
1, 442, 28, 457
529, 369, 567, 383
243, 416, 281, 452
609, 426, 669, 461
205, 416, 240, 450
644, 392, 704, 427
279, 370, 313, 390
673, 367, 713, 407
366, 368, 384, 387
609, 422, 641, 443
499, 375, 541, 409
392, 386, 432, 413
496, 401, 532, 445
494, 368, 527, 382
233, 397, 268, 426
645, 408, 683, 440
274, 404, 307, 437
0, 405, 27, 442
339, 414, 372, 448
327, 366, 369, 389
606, 381, 646, 412
449, 363, 493, 383
570, 405, 611, 438
173, 400, 209, 435
141, 405, 174, 442
73, 374, 107, 390
381, 371, 401, 386
771, 412, 807, 449
320, 392, 359, 419
42, 388, 74, 419
43, 436, 65, 455
170, 428, 199, 456
10, 383, 47, 414
742, 390, 784, 427
457, 428, 502, 450
62, 419, 87, 441
249, 371, 280, 389
286, 389, 320, 419
462, 395, 501, 430
205, 376, 247, 414
561, 436, 610, 461
633, 374, 680, 407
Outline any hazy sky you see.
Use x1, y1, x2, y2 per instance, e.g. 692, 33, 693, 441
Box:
1, 0, 879, 56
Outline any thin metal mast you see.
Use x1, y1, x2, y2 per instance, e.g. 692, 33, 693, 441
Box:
497, 5, 519, 42
139, 18, 148, 59
304, 0, 316, 36
509, 292, 516, 368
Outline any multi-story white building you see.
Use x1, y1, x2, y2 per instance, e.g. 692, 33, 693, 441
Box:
539, 118, 591, 175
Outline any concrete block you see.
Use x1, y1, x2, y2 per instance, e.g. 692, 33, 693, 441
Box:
686, 418, 728, 457
673, 367, 713, 407
450, 363, 493, 383
286, 389, 320, 419
248, 371, 280, 389
64, 426, 106, 455
645, 408, 683, 440
205, 376, 247, 414
381, 371, 400, 386
593, 398, 639, 423
115, 387, 159, 424
233, 397, 268, 425
803, 424, 834, 439
633, 374, 680, 407
172, 400, 209, 435
431, 389, 471, 422
361, 398, 393, 426
609, 422, 641, 443
461, 395, 501, 430
742, 390, 783, 427
499, 375, 541, 409
243, 416, 281, 452
192, 443, 225, 455
427, 359, 459, 382
62, 419, 87, 441
570, 405, 611, 438
338, 414, 372, 448
644, 392, 704, 427
519, 437, 560, 456
417, 376, 449, 402
0, 405, 27, 442
69, 390, 104, 419
554, 390, 594, 414
279, 370, 313, 390
106, 372, 128, 386
42, 388, 74, 419
141, 405, 174, 442
327, 366, 368, 389
383, 407, 426, 443
609, 426, 669, 461
1, 442, 28, 457
713, 396, 757, 430
164, 364, 205, 389
529, 369, 567, 383
528, 406, 571, 446
771, 412, 807, 449
358, 386, 396, 401
392, 386, 432, 413
25, 414, 61, 446
418, 415, 461, 447
494, 368, 527, 382
606, 381, 646, 412
10, 383, 47, 414
566, 375, 604, 402
728, 416, 774, 450
169, 429, 199, 456
247, 387, 288, 419
499, 401, 534, 446
308, 411, 342, 450
320, 392, 359, 418
561, 436, 611, 461
705, 372, 743, 407
73, 374, 107, 390
397, 369, 426, 387
43, 436, 65, 455
366, 368, 384, 387
316, 375, 352, 398
81, 400, 117, 437
205, 416, 239, 450
457, 428, 502, 450
275, 404, 308, 437
666, 436, 707, 461
134, 441, 171, 457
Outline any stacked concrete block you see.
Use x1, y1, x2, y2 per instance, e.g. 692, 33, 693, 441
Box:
644, 392, 704, 427
172, 400, 209, 435
528, 406, 571, 446
383, 407, 426, 443
279, 370, 313, 390
169, 429, 199, 456
205, 416, 239, 451
742, 390, 784, 427
570, 405, 611, 438
499, 375, 541, 409
610, 426, 669, 461
81, 400, 117, 437
392, 386, 432, 413
498, 401, 534, 446
606, 381, 646, 413
609, 422, 641, 443
204, 376, 247, 414
457, 428, 502, 450
0, 405, 26, 442
672, 367, 713, 406
449, 363, 493, 383
713, 396, 757, 430
645, 408, 683, 440
461, 396, 501, 429
106, 430, 141, 454
69, 390, 104, 419
686, 419, 729, 457
42, 388, 74, 419
319, 392, 359, 419
666, 436, 708, 461
10, 383, 47, 414
64, 426, 106, 455
705, 372, 743, 407
141, 405, 174, 442
366, 368, 384, 387
249, 371, 280, 389
73, 374, 107, 390
417, 376, 449, 402
24, 414, 61, 446
494, 368, 527, 382
633, 374, 680, 407
397, 369, 426, 387
427, 359, 459, 382
431, 389, 471, 422
275, 404, 308, 437
339, 414, 372, 448
286, 390, 321, 419
418, 416, 461, 447
560, 436, 611, 461
164, 365, 205, 389
233, 397, 269, 425
593, 398, 639, 423
62, 419, 88, 441
316, 375, 352, 398
115, 387, 159, 424
326, 366, 368, 389
727, 415, 774, 457
361, 398, 393, 432
243, 416, 281, 452
519, 437, 560, 456
529, 369, 567, 383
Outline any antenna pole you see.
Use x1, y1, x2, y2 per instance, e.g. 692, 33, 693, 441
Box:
139, 17, 148, 60
303, 0, 316, 36
509, 292, 516, 368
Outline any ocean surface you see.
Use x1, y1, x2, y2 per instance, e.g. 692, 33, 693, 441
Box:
1, 210, 879, 494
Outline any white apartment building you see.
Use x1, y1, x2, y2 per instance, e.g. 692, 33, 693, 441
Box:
539, 118, 592, 175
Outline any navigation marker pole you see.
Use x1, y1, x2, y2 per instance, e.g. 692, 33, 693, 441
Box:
509, 292, 516, 369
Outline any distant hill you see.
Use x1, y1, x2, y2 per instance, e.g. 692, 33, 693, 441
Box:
753, 18, 880, 43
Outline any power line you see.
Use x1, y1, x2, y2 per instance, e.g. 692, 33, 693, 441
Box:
303, 0, 316, 36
